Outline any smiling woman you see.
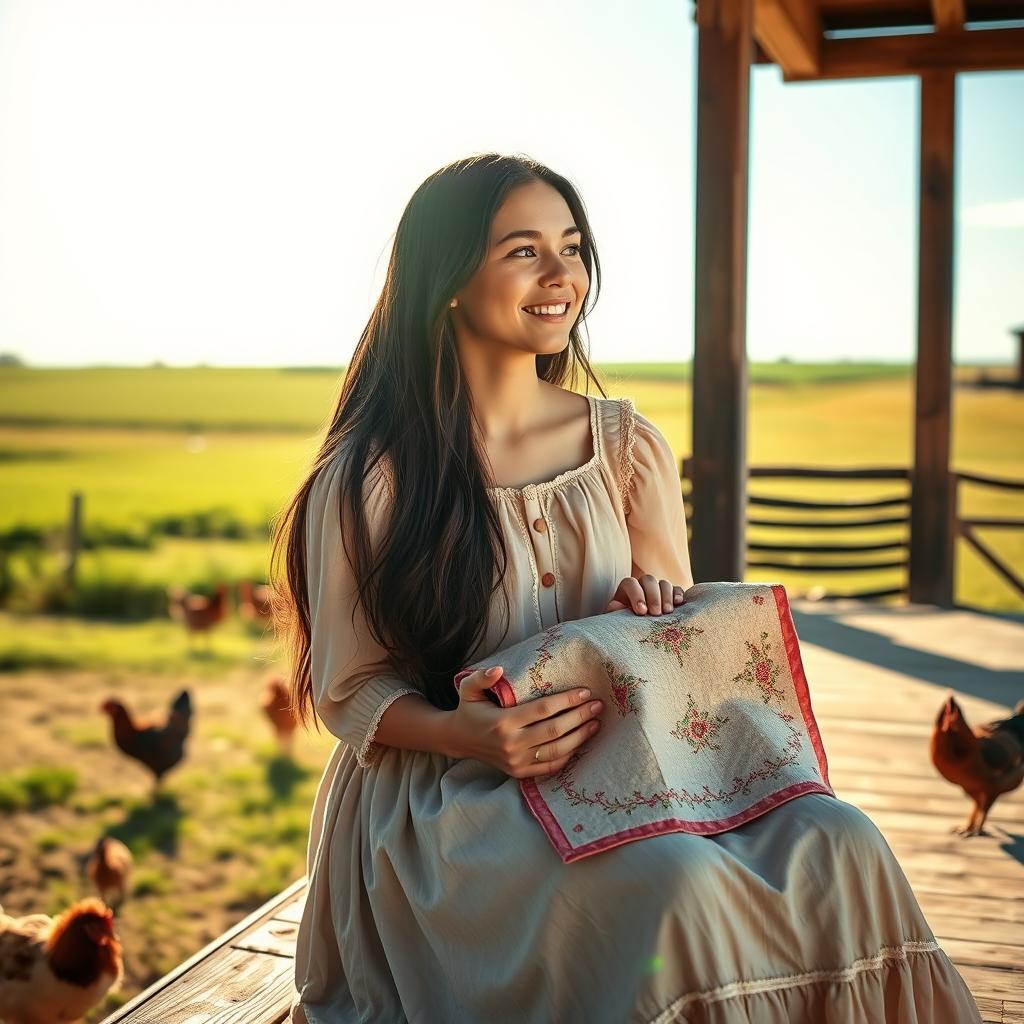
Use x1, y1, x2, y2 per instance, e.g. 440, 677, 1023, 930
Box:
275, 153, 981, 1024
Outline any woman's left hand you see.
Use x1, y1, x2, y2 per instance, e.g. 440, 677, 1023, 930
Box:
605, 575, 689, 615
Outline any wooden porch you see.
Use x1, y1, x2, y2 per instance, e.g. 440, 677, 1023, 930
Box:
102, 598, 1024, 1024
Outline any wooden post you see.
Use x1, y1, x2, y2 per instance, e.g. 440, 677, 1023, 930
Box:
910, 70, 956, 607
946, 469, 959, 606
66, 491, 83, 590
692, 0, 753, 584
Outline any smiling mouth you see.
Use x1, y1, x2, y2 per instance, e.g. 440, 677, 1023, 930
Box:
522, 302, 571, 318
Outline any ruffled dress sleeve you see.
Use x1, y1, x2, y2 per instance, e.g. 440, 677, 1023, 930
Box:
622, 407, 695, 590
305, 447, 422, 768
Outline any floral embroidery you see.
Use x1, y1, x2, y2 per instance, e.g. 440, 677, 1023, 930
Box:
572, 823, 584, 833
552, 746, 800, 817
752, 594, 765, 605
526, 624, 564, 699
604, 660, 645, 717
637, 613, 704, 668
733, 630, 785, 704
671, 694, 729, 753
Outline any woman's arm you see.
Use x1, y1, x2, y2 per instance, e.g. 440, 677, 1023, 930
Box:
371, 692, 461, 758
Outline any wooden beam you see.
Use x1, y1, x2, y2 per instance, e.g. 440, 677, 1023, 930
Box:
931, 0, 967, 32
779, 27, 1024, 80
693, 0, 753, 586
754, 0, 822, 78
910, 70, 956, 607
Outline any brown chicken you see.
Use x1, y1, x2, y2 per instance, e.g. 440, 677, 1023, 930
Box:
0, 897, 123, 1024
930, 694, 1024, 837
238, 579, 274, 623
85, 836, 134, 910
261, 675, 299, 754
100, 689, 193, 792
167, 582, 229, 645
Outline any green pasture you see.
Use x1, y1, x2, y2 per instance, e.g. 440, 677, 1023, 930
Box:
0, 362, 933, 431
0, 365, 1021, 624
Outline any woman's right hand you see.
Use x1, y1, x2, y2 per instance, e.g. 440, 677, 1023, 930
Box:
446, 666, 604, 779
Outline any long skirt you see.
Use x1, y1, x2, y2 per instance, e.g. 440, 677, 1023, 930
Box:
289, 742, 982, 1023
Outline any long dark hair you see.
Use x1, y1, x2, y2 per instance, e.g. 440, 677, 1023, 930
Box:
271, 153, 605, 728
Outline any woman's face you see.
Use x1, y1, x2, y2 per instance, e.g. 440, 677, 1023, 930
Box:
452, 179, 589, 355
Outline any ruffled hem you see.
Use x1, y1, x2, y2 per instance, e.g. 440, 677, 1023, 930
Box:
649, 943, 981, 1024
290, 943, 980, 1024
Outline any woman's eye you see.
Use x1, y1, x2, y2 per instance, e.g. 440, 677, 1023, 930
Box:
509, 244, 582, 258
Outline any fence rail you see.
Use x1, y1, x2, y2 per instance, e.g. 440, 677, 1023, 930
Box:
678, 460, 1023, 603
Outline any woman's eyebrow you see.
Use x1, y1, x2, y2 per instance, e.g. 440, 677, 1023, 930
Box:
492, 226, 581, 247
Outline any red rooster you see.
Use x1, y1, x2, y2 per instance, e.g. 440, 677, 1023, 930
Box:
85, 836, 134, 910
930, 694, 1024, 837
261, 675, 299, 755
100, 689, 193, 793
167, 582, 229, 647
0, 897, 123, 1024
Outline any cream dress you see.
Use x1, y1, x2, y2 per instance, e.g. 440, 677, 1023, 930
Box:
289, 394, 982, 1023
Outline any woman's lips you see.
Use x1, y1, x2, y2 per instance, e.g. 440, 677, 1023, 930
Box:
523, 306, 569, 323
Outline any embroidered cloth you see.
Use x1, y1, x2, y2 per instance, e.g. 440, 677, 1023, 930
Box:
455, 580, 834, 862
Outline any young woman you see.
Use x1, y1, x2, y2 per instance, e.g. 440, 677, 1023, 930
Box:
275, 153, 981, 1022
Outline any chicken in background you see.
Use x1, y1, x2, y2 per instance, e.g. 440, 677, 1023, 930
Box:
0, 897, 123, 1024
167, 582, 229, 647
238, 579, 274, 624
85, 836, 133, 910
261, 675, 299, 755
100, 689, 193, 793
930, 694, 1024, 837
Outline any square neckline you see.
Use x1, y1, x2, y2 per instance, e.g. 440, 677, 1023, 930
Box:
485, 393, 602, 498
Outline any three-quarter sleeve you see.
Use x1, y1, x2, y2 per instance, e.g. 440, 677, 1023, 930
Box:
622, 408, 695, 590
305, 448, 422, 767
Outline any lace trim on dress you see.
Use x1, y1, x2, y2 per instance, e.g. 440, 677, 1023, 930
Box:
486, 393, 602, 499
648, 939, 943, 1023
619, 397, 638, 517
356, 687, 423, 768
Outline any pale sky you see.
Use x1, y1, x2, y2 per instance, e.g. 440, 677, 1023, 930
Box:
0, 0, 1020, 367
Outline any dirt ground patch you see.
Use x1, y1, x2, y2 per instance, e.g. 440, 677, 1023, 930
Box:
0, 665, 336, 1018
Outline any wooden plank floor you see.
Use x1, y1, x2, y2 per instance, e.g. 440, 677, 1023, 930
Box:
103, 598, 1024, 1023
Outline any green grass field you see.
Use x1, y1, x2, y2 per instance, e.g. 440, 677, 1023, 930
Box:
0, 361, 933, 430
0, 363, 1021, 621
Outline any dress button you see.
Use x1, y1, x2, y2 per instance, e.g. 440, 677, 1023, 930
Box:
541, 572, 555, 588
533, 517, 546, 533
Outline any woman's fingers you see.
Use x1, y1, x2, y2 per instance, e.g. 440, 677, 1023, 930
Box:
611, 577, 647, 614
513, 686, 596, 728
606, 576, 687, 615
637, 573, 664, 613
522, 696, 602, 746
455, 664, 504, 701
527, 716, 600, 771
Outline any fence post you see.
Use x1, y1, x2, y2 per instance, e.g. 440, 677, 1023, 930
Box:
66, 491, 82, 590
945, 471, 958, 608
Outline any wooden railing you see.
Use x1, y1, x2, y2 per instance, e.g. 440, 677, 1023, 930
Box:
680, 460, 912, 601
953, 469, 1024, 599
678, 459, 1024, 604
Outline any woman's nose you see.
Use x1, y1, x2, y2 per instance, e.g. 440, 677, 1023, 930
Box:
539, 257, 572, 282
